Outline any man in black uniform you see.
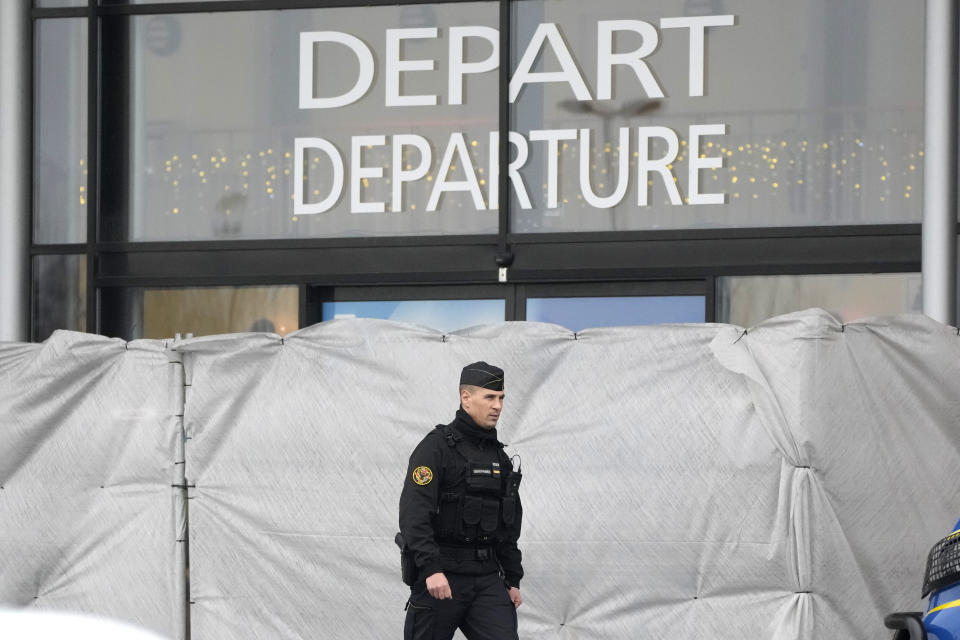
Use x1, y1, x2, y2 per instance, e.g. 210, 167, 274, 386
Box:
399, 361, 523, 640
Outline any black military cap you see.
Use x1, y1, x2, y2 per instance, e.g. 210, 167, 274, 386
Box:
459, 361, 504, 390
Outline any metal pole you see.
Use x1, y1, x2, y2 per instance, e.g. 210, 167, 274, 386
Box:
0, 0, 30, 342
923, 0, 959, 325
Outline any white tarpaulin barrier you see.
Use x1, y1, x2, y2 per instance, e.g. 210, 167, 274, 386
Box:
178, 310, 960, 639
0, 331, 185, 640
2, 310, 959, 639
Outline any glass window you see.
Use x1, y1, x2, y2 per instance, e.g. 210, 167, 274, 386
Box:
34, 19, 87, 244
100, 286, 298, 340
101, 4, 500, 241
526, 295, 704, 331
716, 273, 923, 327
32, 254, 87, 342
510, 0, 922, 232
35, 1, 87, 7
322, 299, 505, 333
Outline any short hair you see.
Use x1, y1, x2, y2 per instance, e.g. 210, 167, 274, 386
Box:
459, 384, 478, 394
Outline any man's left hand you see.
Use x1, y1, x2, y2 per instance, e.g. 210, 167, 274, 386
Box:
508, 587, 522, 608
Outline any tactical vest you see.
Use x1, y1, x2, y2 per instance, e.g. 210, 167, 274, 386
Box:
433, 425, 519, 545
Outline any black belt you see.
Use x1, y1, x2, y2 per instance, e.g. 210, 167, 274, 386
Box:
439, 544, 496, 562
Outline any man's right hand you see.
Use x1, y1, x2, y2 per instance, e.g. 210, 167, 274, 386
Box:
425, 572, 452, 599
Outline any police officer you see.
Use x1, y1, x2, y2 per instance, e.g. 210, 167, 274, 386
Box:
399, 361, 523, 640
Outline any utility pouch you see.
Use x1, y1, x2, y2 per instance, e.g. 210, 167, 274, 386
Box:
395, 532, 417, 587
479, 498, 500, 533
437, 492, 460, 538
462, 495, 483, 525
501, 496, 516, 526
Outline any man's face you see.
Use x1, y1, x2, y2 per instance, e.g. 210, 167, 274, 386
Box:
461, 386, 505, 429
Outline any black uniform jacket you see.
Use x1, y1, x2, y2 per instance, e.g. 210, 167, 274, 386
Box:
399, 408, 524, 588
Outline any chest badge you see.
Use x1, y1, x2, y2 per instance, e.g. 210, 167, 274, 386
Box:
412, 466, 434, 486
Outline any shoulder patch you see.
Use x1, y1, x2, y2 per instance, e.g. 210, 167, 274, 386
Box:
412, 466, 434, 486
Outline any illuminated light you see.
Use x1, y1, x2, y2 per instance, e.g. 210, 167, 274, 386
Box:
797, 180, 803, 185
224, 186, 230, 191
221, 156, 227, 163
285, 152, 291, 158
313, 189, 320, 196
821, 143, 828, 149
633, 152, 639, 158
681, 140, 687, 146
905, 193, 911, 198
215, 164, 221, 169
851, 152, 857, 158
542, 183, 548, 189
881, 196, 886, 201
243, 183, 249, 189
752, 193, 758, 199
471, 140, 478, 147
909, 164, 916, 171
267, 187, 274, 194
192, 154, 198, 160
480, 179, 486, 185
259, 151, 265, 157
198, 171, 205, 177
450, 165, 456, 172
836, 170, 841, 175
268, 149, 273, 154
406, 164, 413, 170
202, 178, 207, 183
731, 166, 737, 172
410, 204, 417, 210
780, 141, 787, 147
707, 142, 714, 148
881, 175, 887, 181
166, 167, 172, 172
292, 216, 299, 222
906, 185, 912, 191
210, 156, 217, 163
763, 147, 770, 153
362, 178, 369, 188
738, 145, 744, 151
173, 180, 179, 186
599, 183, 605, 189
882, 160, 888, 167
166, 160, 172, 166
79, 197, 86, 205
243, 171, 249, 177
173, 208, 180, 214
769, 164, 775, 170
271, 175, 277, 181
733, 192, 739, 198
684, 197, 690, 204
772, 182, 778, 188
841, 159, 847, 165
79, 186, 85, 193
746, 143, 752, 149
667, 164, 673, 170
919, 151, 924, 157
749, 177, 756, 183
731, 176, 738, 183
478, 168, 484, 174
831, 163, 837, 169
601, 168, 607, 175
246, 154, 252, 159
789, 160, 795, 165
225, 210, 231, 215
854, 183, 860, 189
427, 175, 433, 181
562, 143, 569, 151
172, 155, 179, 161
279, 326, 287, 333
563, 198, 569, 204
772, 158, 778, 164
577, 195, 583, 200
647, 180, 653, 186
265, 180, 271, 186
80, 159, 85, 166
284, 169, 290, 175
699, 154, 706, 159
241, 161, 247, 167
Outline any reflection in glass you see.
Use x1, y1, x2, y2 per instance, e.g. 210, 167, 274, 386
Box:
101, 286, 298, 340
716, 273, 923, 327
35, 0, 86, 7
32, 254, 87, 342
106, 3, 499, 241
322, 300, 504, 333
510, 0, 923, 232
526, 296, 705, 331
34, 19, 87, 244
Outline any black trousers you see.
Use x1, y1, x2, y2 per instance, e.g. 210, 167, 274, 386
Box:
404, 572, 518, 640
